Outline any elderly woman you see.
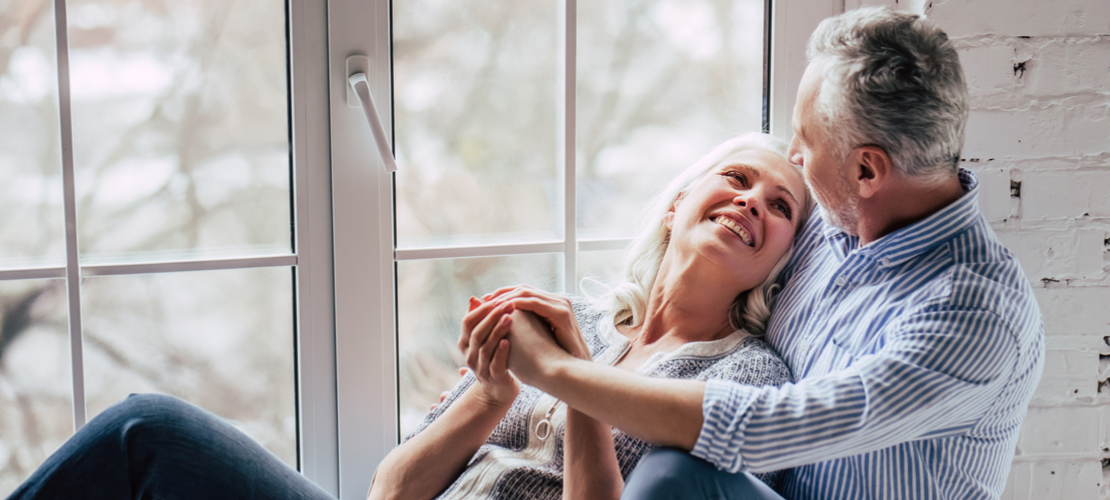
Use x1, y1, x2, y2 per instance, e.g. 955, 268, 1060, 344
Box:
368, 132, 813, 500
6, 133, 809, 500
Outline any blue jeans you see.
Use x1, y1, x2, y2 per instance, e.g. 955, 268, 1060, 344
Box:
622, 448, 785, 500
6, 393, 335, 500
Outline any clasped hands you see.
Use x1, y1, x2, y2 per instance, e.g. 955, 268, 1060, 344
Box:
455, 285, 591, 409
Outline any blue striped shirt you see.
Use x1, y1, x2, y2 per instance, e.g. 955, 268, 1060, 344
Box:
691, 169, 1045, 499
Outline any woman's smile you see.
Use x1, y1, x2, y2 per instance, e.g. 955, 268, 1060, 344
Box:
710, 215, 755, 247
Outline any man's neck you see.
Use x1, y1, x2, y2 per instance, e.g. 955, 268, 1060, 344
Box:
856, 173, 965, 246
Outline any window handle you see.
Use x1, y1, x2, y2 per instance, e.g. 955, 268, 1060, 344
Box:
347, 71, 397, 173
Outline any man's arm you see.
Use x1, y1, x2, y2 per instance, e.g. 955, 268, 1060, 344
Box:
507, 307, 1034, 473
505, 308, 706, 449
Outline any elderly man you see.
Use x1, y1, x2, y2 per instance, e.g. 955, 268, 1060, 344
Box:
495, 7, 1044, 500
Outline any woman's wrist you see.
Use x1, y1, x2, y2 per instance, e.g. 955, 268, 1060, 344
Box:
471, 382, 519, 412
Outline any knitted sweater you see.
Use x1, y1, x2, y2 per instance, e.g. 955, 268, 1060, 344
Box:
407, 296, 792, 499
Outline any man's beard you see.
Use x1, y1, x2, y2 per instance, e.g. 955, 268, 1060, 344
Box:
808, 177, 861, 235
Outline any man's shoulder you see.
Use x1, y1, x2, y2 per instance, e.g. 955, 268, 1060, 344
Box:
935, 222, 1041, 335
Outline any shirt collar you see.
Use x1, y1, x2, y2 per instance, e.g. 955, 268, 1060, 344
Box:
820, 168, 981, 267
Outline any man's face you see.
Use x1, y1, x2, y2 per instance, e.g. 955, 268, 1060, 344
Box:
787, 60, 861, 234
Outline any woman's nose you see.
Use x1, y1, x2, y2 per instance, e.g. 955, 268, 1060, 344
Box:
735, 194, 761, 218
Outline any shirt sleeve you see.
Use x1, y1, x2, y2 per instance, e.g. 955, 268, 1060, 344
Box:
692, 307, 1029, 473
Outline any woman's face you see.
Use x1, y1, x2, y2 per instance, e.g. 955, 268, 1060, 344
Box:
666, 147, 808, 293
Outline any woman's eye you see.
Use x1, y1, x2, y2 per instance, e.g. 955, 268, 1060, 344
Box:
775, 201, 793, 220
724, 171, 748, 187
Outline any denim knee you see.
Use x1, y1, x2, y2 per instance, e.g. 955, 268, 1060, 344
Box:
623, 448, 712, 498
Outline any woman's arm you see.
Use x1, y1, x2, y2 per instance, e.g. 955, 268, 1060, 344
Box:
474, 286, 627, 499
368, 299, 519, 500
368, 383, 513, 500
563, 408, 623, 500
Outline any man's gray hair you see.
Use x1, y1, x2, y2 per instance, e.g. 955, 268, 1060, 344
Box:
807, 7, 969, 183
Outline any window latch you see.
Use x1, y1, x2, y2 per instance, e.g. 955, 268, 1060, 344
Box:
346, 55, 396, 173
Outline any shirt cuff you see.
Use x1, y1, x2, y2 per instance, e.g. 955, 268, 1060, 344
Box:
690, 379, 761, 473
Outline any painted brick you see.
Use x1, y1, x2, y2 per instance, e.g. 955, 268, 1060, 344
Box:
961, 45, 1019, 96
1023, 169, 1110, 219
1034, 348, 1100, 398
1001, 460, 1102, 500
1025, 40, 1110, 97
967, 164, 1011, 220
963, 103, 1110, 159
1045, 335, 1110, 352
1033, 287, 1110, 336
930, 0, 1110, 37
1102, 405, 1110, 456
1017, 406, 1100, 455
996, 229, 1105, 282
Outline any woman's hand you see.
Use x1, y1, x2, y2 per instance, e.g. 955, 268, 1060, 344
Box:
430, 367, 469, 410
460, 297, 520, 409
482, 285, 592, 361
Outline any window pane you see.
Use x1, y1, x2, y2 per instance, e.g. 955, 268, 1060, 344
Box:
66, 0, 291, 263
0, 279, 72, 494
576, 0, 764, 240
0, 0, 65, 269
394, 1, 561, 249
80, 267, 296, 466
397, 254, 562, 437
576, 249, 627, 294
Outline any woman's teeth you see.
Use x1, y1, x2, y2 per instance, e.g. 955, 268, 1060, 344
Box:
713, 217, 754, 246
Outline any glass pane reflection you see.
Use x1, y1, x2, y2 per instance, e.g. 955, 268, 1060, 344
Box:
66, 0, 292, 262
394, 0, 561, 249
0, 279, 72, 494
576, 0, 764, 240
576, 249, 628, 296
397, 253, 562, 437
81, 267, 296, 467
0, 0, 65, 269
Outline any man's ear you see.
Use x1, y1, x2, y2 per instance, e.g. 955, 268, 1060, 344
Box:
851, 146, 892, 199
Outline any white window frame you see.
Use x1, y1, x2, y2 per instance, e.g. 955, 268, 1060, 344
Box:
1, 0, 843, 497
0, 0, 341, 495
321, 0, 842, 497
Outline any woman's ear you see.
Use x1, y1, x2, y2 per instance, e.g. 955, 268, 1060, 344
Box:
664, 194, 682, 229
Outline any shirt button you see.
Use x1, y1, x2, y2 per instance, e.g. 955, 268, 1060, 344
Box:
835, 276, 847, 286
881, 257, 891, 267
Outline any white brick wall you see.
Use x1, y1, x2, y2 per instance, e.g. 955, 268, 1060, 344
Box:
924, 0, 1110, 497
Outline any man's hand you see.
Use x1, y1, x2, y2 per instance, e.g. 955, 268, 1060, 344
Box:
503, 307, 577, 387
484, 285, 592, 361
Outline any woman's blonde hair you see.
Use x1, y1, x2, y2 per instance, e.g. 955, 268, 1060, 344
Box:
588, 132, 813, 336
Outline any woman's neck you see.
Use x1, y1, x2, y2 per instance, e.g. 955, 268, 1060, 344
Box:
629, 253, 738, 348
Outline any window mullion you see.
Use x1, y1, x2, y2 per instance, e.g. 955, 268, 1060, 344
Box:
561, 0, 578, 295
51, 0, 87, 432
327, 0, 396, 497
769, 0, 843, 141
288, 0, 339, 492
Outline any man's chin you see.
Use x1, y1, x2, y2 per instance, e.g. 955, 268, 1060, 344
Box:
818, 204, 860, 235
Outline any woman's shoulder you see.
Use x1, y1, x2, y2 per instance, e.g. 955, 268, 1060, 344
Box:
708, 335, 795, 387
565, 294, 616, 354
566, 294, 605, 333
